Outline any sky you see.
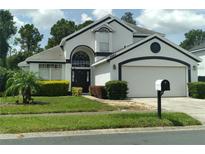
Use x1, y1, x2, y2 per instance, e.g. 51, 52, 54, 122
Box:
9, 9, 205, 49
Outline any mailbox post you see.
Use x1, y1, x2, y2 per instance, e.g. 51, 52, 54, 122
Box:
155, 79, 170, 119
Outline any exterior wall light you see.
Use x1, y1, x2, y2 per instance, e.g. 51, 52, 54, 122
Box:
193, 65, 197, 70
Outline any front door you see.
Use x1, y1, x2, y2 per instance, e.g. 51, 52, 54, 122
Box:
72, 69, 90, 93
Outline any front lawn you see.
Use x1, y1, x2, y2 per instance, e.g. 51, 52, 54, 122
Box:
0, 112, 201, 134
0, 96, 116, 114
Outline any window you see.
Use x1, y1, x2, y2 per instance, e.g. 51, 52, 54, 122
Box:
98, 32, 109, 52
51, 64, 62, 80
39, 64, 50, 80
39, 64, 62, 69
99, 42, 109, 52
39, 63, 62, 80
72, 51, 90, 67
98, 27, 110, 32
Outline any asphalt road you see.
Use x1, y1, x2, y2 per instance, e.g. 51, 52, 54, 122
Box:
1, 129, 205, 145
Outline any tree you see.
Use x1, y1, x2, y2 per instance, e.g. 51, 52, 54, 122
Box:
121, 12, 136, 25
5, 70, 39, 104
77, 20, 94, 30
0, 10, 17, 67
45, 19, 94, 49
7, 51, 33, 70
180, 29, 205, 50
16, 24, 43, 53
46, 19, 76, 49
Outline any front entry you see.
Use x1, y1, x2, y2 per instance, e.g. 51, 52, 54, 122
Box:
71, 69, 90, 93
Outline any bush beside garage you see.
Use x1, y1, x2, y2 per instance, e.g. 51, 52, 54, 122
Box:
89, 80, 128, 100
188, 82, 205, 99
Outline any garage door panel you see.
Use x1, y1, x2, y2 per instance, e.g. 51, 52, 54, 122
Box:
122, 66, 187, 97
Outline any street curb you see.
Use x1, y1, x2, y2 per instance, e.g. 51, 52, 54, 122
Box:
0, 125, 205, 140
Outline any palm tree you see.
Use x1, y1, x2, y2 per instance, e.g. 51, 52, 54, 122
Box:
5, 70, 39, 104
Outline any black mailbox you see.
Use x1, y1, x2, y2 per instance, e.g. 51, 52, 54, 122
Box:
155, 79, 170, 119
155, 79, 170, 92
161, 80, 170, 91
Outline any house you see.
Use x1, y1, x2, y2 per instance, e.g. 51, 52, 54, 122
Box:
18, 15, 201, 97
190, 42, 205, 81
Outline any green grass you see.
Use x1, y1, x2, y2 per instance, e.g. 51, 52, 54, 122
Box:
0, 112, 201, 134
0, 96, 116, 114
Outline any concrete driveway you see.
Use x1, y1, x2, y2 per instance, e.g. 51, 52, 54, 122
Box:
131, 97, 205, 124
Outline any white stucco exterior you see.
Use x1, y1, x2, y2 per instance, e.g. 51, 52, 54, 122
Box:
192, 50, 205, 77
18, 15, 200, 97
108, 37, 199, 82
93, 62, 111, 85
109, 21, 133, 52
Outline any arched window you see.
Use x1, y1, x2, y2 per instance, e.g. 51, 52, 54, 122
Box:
98, 27, 111, 32
72, 51, 90, 67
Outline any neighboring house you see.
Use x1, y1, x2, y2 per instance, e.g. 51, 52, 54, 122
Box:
18, 15, 201, 97
190, 42, 205, 81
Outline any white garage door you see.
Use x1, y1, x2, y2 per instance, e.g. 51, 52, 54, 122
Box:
122, 66, 187, 97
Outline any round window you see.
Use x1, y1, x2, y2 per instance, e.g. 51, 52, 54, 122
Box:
150, 42, 161, 53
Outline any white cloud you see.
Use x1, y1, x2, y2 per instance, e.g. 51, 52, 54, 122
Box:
136, 10, 205, 34
11, 9, 65, 30
92, 9, 112, 19
81, 13, 92, 23
29, 9, 65, 30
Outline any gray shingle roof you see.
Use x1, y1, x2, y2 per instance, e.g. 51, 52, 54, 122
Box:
26, 46, 65, 63
189, 41, 205, 51
124, 22, 165, 36
18, 60, 29, 67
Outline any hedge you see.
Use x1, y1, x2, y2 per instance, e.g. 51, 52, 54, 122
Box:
35, 80, 69, 96
89, 86, 107, 99
105, 80, 128, 100
72, 87, 82, 96
188, 82, 205, 99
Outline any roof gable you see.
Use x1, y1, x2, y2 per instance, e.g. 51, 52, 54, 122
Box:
108, 34, 201, 62
92, 34, 201, 66
60, 14, 164, 47
60, 15, 113, 46
60, 15, 138, 46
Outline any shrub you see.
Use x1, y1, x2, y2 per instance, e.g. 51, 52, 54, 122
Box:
35, 80, 69, 96
105, 80, 128, 100
89, 86, 107, 99
188, 82, 205, 99
5, 70, 39, 104
72, 87, 82, 96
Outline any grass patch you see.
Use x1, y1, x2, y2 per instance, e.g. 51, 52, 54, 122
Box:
0, 96, 116, 114
0, 112, 201, 134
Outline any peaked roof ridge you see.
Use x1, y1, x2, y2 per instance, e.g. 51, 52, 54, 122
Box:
59, 14, 165, 47
91, 23, 114, 32
108, 15, 137, 32
60, 14, 114, 46
92, 34, 201, 66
